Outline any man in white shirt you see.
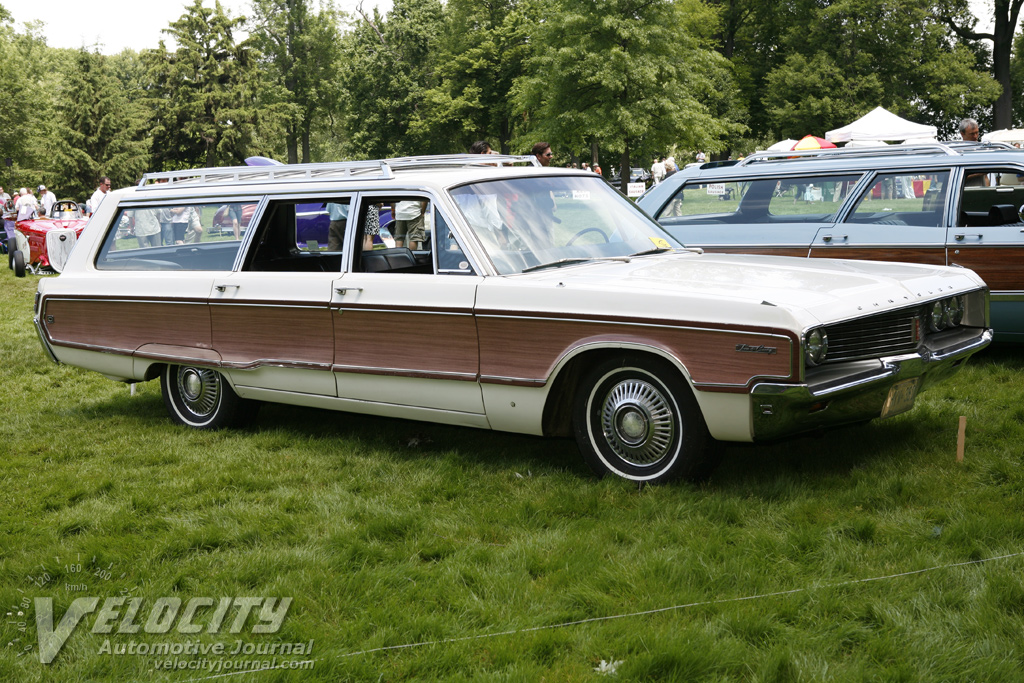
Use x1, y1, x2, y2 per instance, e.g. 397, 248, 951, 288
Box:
39, 185, 56, 216
89, 177, 111, 215
651, 158, 666, 185
16, 188, 38, 221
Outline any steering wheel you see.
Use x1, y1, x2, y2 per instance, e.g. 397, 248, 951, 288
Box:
565, 227, 609, 247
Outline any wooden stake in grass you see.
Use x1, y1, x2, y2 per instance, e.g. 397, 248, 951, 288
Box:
956, 416, 967, 462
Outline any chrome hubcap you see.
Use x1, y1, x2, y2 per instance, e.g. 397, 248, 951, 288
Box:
177, 367, 220, 417
601, 379, 675, 466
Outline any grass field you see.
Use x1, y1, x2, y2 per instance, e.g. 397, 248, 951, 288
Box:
2, 264, 1024, 682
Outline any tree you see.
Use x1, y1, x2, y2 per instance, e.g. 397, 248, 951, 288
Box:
515, 0, 739, 193
0, 18, 55, 189
50, 49, 151, 197
760, 0, 1000, 140
412, 0, 532, 154
940, 0, 1024, 130
336, 0, 446, 158
249, 0, 341, 163
144, 0, 266, 169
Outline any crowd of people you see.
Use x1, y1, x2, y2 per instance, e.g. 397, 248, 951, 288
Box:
1, 185, 58, 221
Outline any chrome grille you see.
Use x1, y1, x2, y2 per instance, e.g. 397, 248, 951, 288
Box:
824, 308, 920, 362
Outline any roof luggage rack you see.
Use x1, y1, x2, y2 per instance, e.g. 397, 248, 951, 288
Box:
139, 154, 540, 188
740, 144, 963, 166
740, 140, 1022, 167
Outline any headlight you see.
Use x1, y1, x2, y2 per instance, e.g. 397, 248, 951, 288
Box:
805, 328, 828, 366
926, 296, 966, 333
948, 295, 965, 326
928, 300, 947, 332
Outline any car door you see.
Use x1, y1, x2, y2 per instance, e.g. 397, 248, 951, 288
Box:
810, 169, 949, 265
331, 195, 486, 419
210, 196, 347, 395
946, 165, 1024, 340
652, 174, 859, 257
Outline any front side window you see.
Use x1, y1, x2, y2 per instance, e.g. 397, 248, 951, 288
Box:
352, 195, 436, 274
96, 201, 257, 271
450, 175, 680, 275
847, 171, 949, 227
958, 166, 1024, 227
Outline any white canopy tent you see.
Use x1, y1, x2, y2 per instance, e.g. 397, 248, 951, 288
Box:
982, 129, 1024, 145
825, 106, 937, 143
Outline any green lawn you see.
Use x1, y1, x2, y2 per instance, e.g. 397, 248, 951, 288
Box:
2, 265, 1024, 681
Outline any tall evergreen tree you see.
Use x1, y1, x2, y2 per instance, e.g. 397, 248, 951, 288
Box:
50, 48, 150, 197
144, 0, 264, 169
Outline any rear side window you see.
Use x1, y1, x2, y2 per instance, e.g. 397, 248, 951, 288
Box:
847, 171, 949, 227
656, 174, 860, 225
96, 202, 257, 271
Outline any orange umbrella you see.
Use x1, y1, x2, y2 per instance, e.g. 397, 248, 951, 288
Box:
792, 135, 837, 151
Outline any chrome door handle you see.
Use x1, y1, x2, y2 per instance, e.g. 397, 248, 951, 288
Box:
821, 234, 847, 243
214, 284, 240, 292
335, 287, 364, 295
953, 234, 983, 241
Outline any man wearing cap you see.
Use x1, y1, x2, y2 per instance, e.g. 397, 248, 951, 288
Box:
39, 185, 56, 216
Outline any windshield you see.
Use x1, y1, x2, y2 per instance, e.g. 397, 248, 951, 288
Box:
449, 175, 682, 274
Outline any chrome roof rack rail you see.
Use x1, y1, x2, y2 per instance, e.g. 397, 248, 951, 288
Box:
739, 143, 962, 166
138, 154, 540, 188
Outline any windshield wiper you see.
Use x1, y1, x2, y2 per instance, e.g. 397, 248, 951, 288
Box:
628, 247, 675, 257
520, 256, 631, 274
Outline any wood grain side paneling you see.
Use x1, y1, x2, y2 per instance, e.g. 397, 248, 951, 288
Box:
334, 310, 478, 376
477, 316, 794, 388
809, 247, 947, 265
948, 246, 1024, 291
211, 305, 334, 366
43, 299, 211, 351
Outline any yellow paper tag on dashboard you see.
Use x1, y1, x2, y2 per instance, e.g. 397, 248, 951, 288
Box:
649, 237, 672, 249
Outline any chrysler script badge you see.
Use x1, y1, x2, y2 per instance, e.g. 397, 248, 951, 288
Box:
735, 343, 777, 355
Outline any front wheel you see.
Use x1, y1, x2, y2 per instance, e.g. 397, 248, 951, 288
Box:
573, 356, 716, 483
12, 249, 25, 277
161, 364, 255, 429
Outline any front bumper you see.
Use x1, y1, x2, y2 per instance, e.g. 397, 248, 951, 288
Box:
750, 326, 992, 441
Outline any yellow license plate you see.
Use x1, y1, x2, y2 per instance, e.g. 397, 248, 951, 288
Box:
880, 378, 920, 419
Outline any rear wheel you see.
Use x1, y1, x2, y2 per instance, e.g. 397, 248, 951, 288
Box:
161, 364, 255, 429
573, 355, 716, 483
12, 249, 25, 277
7, 237, 16, 269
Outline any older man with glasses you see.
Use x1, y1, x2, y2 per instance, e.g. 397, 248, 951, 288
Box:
89, 176, 112, 215
531, 141, 553, 167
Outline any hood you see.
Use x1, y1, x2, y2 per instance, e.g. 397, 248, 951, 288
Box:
17, 218, 88, 233
486, 252, 985, 330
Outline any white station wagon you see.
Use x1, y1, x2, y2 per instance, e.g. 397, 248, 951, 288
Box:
34, 155, 992, 482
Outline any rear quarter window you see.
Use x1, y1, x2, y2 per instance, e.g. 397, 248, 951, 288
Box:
657, 175, 861, 225
95, 201, 257, 271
